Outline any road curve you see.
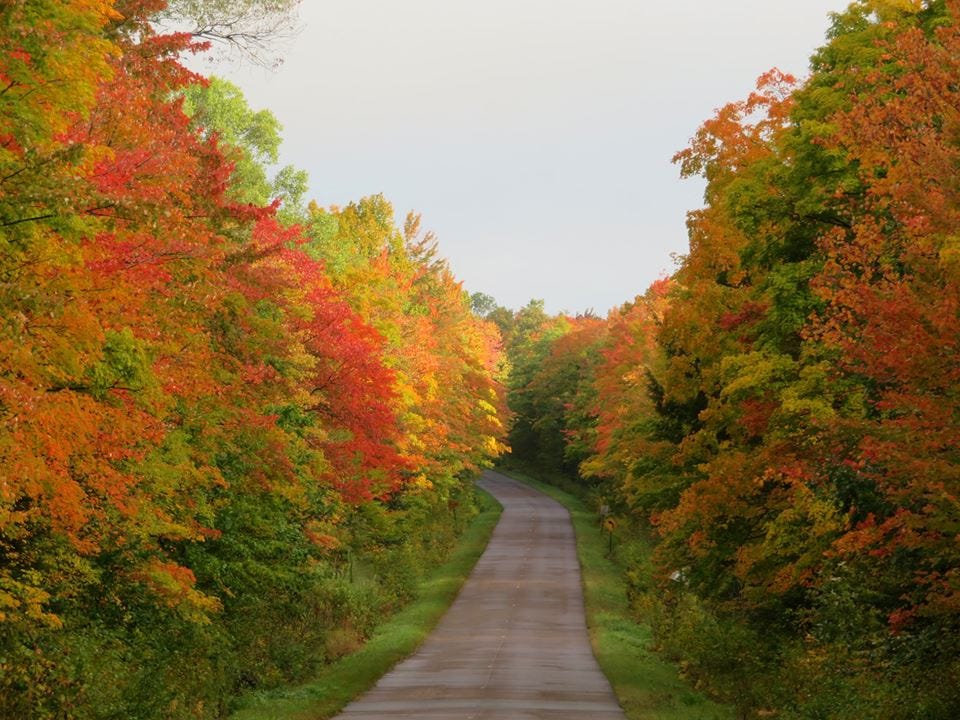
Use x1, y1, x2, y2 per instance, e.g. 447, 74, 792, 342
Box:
334, 469, 625, 719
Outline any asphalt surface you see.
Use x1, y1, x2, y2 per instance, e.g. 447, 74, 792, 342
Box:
334, 470, 625, 719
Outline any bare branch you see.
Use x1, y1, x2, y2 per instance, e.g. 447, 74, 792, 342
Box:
156, 0, 302, 69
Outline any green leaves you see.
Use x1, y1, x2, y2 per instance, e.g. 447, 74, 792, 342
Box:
181, 77, 308, 214
85, 328, 152, 398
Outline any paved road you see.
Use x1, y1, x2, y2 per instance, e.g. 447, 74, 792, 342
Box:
335, 470, 625, 719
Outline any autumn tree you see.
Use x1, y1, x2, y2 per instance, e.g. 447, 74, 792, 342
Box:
609, 1, 960, 715
0, 2, 507, 717
506, 2, 960, 716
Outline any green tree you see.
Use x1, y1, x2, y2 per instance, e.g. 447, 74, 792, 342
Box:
469, 291, 498, 318
181, 76, 308, 217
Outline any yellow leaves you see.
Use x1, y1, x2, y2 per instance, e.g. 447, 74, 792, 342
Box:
778, 362, 841, 425
869, 0, 924, 16
304, 195, 507, 480
409, 474, 434, 492
0, 587, 17, 623
0, 577, 62, 629
740, 484, 843, 594
0, 0, 121, 148
938, 234, 960, 279
477, 398, 500, 422
134, 560, 221, 625
719, 351, 796, 399
483, 434, 509, 457
394, 373, 424, 408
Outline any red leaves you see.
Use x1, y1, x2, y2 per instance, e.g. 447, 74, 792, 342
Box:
8, 47, 31, 64
301, 280, 407, 502
717, 300, 767, 332
543, 7, 960, 673
738, 398, 777, 438
801, 15, 960, 627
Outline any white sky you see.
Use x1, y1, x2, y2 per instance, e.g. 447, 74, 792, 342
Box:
200, 0, 844, 314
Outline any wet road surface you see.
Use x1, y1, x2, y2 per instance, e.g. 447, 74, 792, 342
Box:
334, 470, 625, 719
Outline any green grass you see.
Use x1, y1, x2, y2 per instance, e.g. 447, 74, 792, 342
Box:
500, 469, 733, 720
229, 488, 502, 720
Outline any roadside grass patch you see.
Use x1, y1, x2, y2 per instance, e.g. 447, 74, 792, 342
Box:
229, 487, 502, 720
501, 469, 732, 720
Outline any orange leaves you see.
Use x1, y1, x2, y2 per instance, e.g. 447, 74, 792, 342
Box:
0, 387, 160, 553
581, 286, 669, 485
304, 519, 343, 551
132, 559, 222, 622
520, 7, 960, 678
1, 1, 269, 635
482, 5, 960, 716
672, 67, 796, 185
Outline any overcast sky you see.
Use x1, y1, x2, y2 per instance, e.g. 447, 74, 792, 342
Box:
201, 0, 844, 314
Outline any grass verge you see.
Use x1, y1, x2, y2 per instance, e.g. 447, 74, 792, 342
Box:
229, 487, 502, 720
500, 469, 732, 720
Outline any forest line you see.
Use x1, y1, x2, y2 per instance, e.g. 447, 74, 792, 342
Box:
2, 2, 507, 717
492, 2, 960, 718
